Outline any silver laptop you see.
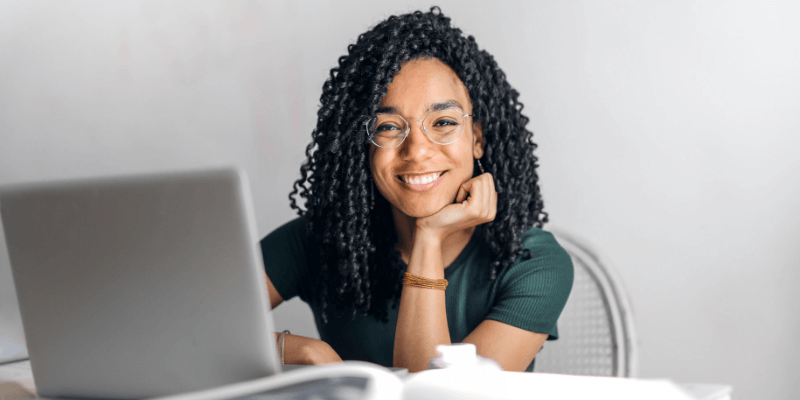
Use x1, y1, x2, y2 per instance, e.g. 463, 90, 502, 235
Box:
0, 168, 281, 399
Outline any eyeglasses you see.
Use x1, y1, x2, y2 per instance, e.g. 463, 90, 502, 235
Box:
365, 108, 474, 149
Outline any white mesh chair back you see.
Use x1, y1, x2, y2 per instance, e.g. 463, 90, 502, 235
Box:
533, 230, 637, 377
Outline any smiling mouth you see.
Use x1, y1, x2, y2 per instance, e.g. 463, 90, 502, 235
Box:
398, 171, 446, 184
396, 171, 447, 191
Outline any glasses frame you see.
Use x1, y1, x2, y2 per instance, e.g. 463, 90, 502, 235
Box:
365, 108, 474, 149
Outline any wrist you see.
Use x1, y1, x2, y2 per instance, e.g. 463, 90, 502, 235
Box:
304, 340, 342, 365
406, 231, 445, 278
413, 227, 444, 248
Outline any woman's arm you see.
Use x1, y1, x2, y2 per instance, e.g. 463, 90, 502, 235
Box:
394, 255, 548, 372
264, 272, 284, 309
463, 320, 547, 372
395, 252, 548, 373
393, 174, 497, 372
273, 331, 343, 365
393, 231, 451, 372
265, 273, 342, 365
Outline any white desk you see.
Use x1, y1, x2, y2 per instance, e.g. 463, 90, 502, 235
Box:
0, 359, 731, 400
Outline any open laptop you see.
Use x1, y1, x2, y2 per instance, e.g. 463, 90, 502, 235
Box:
0, 168, 402, 400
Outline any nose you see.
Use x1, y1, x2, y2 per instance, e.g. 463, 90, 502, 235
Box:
398, 120, 435, 161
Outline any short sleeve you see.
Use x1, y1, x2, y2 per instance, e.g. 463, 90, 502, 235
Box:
485, 228, 574, 340
259, 217, 313, 302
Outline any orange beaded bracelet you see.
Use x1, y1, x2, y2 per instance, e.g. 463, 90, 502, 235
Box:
402, 272, 448, 290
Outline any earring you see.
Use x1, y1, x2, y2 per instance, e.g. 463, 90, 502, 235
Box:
370, 180, 375, 210
476, 159, 485, 174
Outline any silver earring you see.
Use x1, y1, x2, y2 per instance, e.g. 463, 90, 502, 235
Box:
476, 159, 485, 174
370, 180, 375, 210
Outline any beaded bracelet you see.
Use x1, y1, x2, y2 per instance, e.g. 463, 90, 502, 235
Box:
402, 272, 448, 290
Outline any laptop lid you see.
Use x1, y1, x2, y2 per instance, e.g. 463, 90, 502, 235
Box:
0, 223, 28, 365
0, 168, 281, 399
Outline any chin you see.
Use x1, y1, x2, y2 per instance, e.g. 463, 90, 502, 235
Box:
399, 201, 449, 219
403, 208, 438, 219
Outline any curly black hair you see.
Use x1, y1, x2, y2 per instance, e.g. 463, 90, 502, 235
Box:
288, 7, 547, 323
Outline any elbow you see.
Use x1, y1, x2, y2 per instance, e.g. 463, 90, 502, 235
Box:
393, 353, 429, 373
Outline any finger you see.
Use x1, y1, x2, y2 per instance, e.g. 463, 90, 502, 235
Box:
482, 176, 492, 219
473, 174, 493, 222
488, 180, 497, 221
487, 174, 496, 217
455, 185, 469, 204
464, 178, 484, 216
485, 173, 496, 194
455, 179, 475, 204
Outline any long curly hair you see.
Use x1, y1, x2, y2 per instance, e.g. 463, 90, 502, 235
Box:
288, 7, 546, 323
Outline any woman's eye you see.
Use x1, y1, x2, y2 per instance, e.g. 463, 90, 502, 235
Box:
374, 124, 406, 139
433, 119, 459, 127
375, 124, 402, 133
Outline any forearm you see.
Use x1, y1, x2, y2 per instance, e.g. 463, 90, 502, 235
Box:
275, 332, 342, 365
393, 233, 451, 372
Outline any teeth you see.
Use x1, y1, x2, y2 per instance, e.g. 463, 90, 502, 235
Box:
401, 172, 441, 185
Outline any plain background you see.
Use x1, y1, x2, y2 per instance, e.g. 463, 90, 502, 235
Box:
1, 1, 798, 399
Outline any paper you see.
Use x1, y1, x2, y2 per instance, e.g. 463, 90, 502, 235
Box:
404, 369, 695, 400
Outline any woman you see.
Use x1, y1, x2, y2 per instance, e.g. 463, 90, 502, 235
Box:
260, 7, 573, 373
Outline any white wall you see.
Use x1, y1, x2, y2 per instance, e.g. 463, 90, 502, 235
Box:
1, 1, 798, 399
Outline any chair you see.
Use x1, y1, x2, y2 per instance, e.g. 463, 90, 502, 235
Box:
533, 229, 638, 377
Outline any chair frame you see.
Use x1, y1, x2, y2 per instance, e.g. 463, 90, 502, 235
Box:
549, 229, 639, 377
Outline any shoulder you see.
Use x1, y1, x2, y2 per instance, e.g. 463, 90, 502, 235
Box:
269, 215, 308, 235
496, 226, 574, 292
259, 215, 313, 302
518, 226, 572, 267
260, 216, 308, 246
485, 226, 574, 340
259, 216, 313, 265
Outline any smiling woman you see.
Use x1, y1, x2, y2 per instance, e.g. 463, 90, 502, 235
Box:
259, 7, 574, 373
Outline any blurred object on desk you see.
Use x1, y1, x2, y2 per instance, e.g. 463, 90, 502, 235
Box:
677, 383, 733, 400
404, 368, 730, 400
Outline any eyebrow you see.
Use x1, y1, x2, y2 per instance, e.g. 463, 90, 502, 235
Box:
430, 100, 464, 112
376, 100, 464, 115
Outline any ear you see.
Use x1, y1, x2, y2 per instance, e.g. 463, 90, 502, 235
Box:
472, 121, 485, 159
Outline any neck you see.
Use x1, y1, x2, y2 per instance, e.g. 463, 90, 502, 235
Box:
391, 206, 476, 268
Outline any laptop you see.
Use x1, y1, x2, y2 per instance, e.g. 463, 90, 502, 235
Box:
0, 168, 402, 400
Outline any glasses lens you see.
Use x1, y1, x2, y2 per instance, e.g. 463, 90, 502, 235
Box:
368, 115, 407, 148
424, 109, 464, 144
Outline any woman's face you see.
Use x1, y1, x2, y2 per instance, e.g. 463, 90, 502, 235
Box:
369, 58, 484, 219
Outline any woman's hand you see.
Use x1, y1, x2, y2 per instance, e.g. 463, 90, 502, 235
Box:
277, 333, 343, 365
415, 172, 497, 243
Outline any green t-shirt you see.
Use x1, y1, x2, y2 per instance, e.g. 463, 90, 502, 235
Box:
260, 217, 573, 372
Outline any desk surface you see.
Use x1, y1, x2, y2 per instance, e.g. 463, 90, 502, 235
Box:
0, 360, 731, 400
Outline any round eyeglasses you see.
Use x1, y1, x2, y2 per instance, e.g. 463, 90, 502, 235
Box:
365, 108, 474, 149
